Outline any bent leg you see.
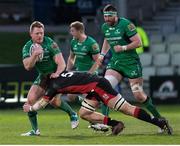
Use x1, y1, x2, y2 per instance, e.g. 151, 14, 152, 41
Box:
129, 78, 161, 118
21, 85, 44, 136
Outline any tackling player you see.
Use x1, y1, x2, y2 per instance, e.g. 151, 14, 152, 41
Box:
23, 71, 172, 135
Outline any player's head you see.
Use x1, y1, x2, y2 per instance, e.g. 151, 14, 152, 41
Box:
29, 21, 44, 44
70, 21, 85, 39
103, 4, 118, 26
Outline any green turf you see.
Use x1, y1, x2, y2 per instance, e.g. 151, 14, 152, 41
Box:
0, 105, 180, 144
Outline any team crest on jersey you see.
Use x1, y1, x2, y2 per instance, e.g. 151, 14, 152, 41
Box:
128, 23, 136, 31
51, 42, 59, 49
92, 43, 99, 51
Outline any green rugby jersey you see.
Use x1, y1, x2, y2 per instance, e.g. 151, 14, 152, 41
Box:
70, 36, 100, 71
102, 18, 139, 61
22, 36, 61, 75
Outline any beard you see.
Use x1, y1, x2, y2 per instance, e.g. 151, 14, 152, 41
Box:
105, 18, 116, 26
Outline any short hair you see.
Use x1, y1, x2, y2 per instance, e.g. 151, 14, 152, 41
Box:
103, 4, 117, 12
30, 21, 44, 32
70, 21, 84, 33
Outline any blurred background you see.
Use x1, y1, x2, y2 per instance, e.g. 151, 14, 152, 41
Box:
0, 0, 180, 108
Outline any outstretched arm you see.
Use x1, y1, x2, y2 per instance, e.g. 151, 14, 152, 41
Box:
23, 98, 49, 112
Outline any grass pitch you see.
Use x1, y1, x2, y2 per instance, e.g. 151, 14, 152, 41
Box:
0, 105, 180, 145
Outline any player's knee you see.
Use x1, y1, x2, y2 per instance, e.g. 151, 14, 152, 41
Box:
130, 82, 143, 93
120, 102, 135, 116
27, 97, 37, 105
49, 97, 61, 107
79, 100, 95, 120
133, 92, 146, 103
67, 94, 76, 102
79, 108, 92, 120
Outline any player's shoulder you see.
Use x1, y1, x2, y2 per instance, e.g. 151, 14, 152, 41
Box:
102, 23, 108, 30
44, 36, 54, 43
71, 38, 76, 43
120, 17, 131, 25
87, 36, 97, 43
23, 40, 33, 50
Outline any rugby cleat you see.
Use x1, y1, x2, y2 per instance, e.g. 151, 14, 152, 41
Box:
70, 113, 79, 129
21, 129, 40, 136
111, 121, 125, 135
158, 117, 173, 135
88, 123, 109, 132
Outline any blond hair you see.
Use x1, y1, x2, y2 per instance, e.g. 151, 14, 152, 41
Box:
30, 21, 44, 32
70, 21, 84, 33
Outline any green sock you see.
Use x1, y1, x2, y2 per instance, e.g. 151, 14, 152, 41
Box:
143, 96, 161, 118
101, 103, 109, 116
59, 99, 75, 116
28, 111, 38, 131
75, 95, 83, 106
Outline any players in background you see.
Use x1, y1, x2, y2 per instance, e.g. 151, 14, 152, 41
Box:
21, 21, 78, 136
23, 70, 172, 135
66, 21, 109, 131
95, 4, 172, 133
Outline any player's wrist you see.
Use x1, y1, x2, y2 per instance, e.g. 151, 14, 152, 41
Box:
29, 106, 34, 111
122, 45, 127, 51
100, 53, 106, 57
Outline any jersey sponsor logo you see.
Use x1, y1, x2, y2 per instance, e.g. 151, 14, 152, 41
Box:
106, 36, 122, 41
128, 23, 136, 31
81, 46, 87, 51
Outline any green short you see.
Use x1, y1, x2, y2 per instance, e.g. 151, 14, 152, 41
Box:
33, 74, 50, 89
106, 58, 142, 79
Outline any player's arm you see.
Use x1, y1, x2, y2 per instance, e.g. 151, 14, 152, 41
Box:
50, 53, 66, 78
114, 34, 142, 52
88, 53, 99, 74
99, 38, 111, 65
89, 39, 110, 73
23, 98, 49, 112
66, 50, 76, 71
101, 38, 110, 57
23, 45, 43, 70
114, 22, 142, 52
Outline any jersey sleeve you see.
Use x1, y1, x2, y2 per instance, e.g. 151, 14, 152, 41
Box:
124, 19, 137, 38
89, 41, 100, 55
48, 37, 61, 56
70, 39, 74, 52
101, 23, 106, 37
22, 43, 31, 59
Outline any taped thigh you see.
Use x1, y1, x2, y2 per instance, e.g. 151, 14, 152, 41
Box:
81, 100, 95, 112
113, 94, 127, 111
105, 75, 119, 88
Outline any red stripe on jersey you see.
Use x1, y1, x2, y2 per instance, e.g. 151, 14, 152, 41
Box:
57, 82, 98, 94
94, 87, 116, 104
133, 107, 140, 118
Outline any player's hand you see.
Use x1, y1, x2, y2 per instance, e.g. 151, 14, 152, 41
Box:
23, 103, 31, 112
114, 45, 123, 52
50, 72, 59, 78
96, 55, 104, 66
32, 43, 44, 56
